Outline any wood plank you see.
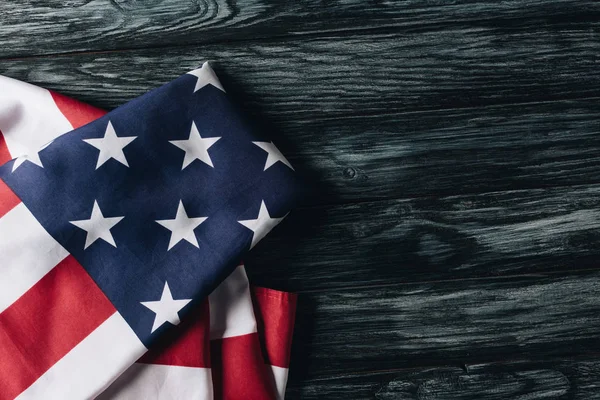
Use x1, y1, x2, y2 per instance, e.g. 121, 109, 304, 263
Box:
285, 358, 600, 399
284, 99, 600, 203
1, 1, 598, 58
248, 183, 600, 290
3, 28, 600, 114
0, 0, 600, 57
2, 52, 600, 203
284, 271, 600, 378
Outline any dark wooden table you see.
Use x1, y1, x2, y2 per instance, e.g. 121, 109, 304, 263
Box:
3, 1, 600, 398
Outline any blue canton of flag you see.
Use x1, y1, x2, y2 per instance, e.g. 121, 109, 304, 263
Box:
0, 63, 300, 348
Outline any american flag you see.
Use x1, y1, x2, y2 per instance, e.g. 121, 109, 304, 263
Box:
0, 63, 299, 399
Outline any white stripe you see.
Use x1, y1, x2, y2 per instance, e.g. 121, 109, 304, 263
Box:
97, 363, 213, 400
16, 312, 146, 400
209, 265, 257, 339
0, 76, 73, 158
0, 203, 69, 313
269, 365, 289, 400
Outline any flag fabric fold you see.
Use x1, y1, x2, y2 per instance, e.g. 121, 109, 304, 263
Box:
0, 64, 298, 399
100, 266, 297, 400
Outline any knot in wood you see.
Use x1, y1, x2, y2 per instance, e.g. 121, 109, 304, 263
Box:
343, 167, 356, 179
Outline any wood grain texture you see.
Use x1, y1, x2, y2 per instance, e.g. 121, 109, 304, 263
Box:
1, 0, 599, 58
2, 59, 600, 204
285, 98, 600, 203
285, 271, 600, 378
247, 183, 600, 290
286, 358, 600, 399
2, 27, 600, 114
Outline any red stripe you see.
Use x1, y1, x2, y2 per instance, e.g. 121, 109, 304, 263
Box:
211, 332, 277, 400
0, 178, 20, 218
138, 300, 210, 368
252, 287, 297, 368
0, 256, 116, 400
49, 91, 107, 129
0, 130, 11, 165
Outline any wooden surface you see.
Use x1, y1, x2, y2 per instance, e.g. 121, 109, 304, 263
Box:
2, 1, 600, 398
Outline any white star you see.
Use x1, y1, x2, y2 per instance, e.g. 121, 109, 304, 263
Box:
141, 282, 191, 333
156, 200, 208, 251
11, 140, 54, 172
12, 151, 43, 172
69, 200, 124, 249
238, 200, 286, 249
83, 121, 137, 169
252, 141, 294, 171
187, 62, 225, 93
169, 122, 221, 169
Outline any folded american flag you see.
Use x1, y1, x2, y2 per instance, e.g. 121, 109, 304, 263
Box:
0, 63, 299, 399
